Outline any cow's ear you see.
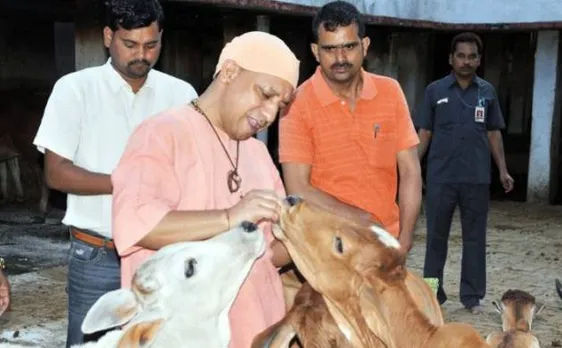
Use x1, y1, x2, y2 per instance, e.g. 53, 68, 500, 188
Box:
358, 286, 395, 346
535, 302, 546, 317
251, 318, 296, 348
492, 300, 503, 314
118, 317, 165, 347
82, 289, 140, 334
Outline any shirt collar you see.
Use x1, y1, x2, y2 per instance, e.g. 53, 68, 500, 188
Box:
445, 71, 484, 88
311, 66, 377, 107
103, 58, 155, 93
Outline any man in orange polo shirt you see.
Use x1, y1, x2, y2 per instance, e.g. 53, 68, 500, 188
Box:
279, 0, 422, 254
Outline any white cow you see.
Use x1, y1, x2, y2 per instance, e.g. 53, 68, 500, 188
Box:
74, 221, 266, 348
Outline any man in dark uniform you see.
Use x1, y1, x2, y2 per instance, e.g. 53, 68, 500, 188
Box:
415, 32, 514, 314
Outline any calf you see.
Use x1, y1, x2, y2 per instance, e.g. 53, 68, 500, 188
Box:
280, 268, 304, 312
80, 221, 266, 347
252, 281, 353, 348
262, 267, 360, 347
486, 289, 544, 348
272, 196, 487, 348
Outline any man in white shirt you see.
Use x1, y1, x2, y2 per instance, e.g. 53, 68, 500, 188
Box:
33, 0, 197, 346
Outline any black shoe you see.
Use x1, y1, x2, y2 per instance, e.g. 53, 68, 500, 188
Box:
437, 287, 447, 305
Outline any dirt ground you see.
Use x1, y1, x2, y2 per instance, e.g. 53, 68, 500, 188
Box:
0, 200, 561, 347
0, 205, 68, 347
409, 200, 562, 347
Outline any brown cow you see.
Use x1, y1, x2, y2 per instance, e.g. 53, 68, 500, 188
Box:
486, 289, 544, 348
280, 268, 305, 312
252, 281, 354, 348
262, 267, 372, 348
271, 195, 488, 348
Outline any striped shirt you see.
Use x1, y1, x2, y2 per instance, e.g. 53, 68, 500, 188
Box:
279, 67, 419, 236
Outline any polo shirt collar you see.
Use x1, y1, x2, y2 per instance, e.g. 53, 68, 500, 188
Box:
311, 66, 377, 107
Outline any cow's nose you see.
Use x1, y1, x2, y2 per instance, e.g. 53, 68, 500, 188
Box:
240, 221, 258, 233
286, 195, 303, 207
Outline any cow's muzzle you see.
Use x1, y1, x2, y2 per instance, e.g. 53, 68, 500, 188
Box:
241, 221, 258, 233
285, 195, 303, 207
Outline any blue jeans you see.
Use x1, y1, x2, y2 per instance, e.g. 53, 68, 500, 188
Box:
66, 231, 121, 348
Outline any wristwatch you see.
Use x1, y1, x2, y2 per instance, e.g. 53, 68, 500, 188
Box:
0, 258, 5, 270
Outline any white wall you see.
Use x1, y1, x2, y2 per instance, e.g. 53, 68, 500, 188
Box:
279, 0, 562, 24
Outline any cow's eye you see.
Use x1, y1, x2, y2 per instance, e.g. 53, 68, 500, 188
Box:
184, 258, 197, 278
334, 236, 344, 254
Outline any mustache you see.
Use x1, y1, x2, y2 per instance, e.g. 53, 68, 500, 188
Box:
128, 59, 150, 67
331, 63, 352, 69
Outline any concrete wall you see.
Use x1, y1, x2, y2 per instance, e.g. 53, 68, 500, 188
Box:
277, 0, 562, 24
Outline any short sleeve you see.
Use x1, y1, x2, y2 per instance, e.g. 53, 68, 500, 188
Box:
111, 121, 182, 257
486, 87, 506, 131
393, 80, 420, 152
414, 85, 434, 132
278, 98, 314, 164
33, 76, 82, 160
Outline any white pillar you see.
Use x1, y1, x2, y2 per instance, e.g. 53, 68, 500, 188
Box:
527, 30, 560, 204
255, 15, 270, 146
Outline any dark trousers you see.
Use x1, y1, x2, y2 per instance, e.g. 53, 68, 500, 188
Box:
66, 231, 121, 348
422, 183, 489, 308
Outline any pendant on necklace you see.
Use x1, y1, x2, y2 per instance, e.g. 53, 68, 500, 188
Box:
227, 170, 242, 194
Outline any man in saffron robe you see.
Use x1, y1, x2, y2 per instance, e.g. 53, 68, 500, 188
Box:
111, 31, 300, 347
